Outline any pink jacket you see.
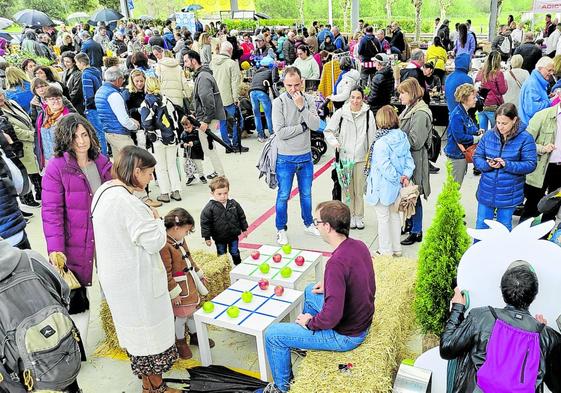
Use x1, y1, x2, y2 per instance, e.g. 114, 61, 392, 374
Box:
41, 152, 112, 286
476, 70, 508, 107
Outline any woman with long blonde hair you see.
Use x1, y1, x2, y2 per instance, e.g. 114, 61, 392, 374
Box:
199, 32, 212, 65
475, 50, 508, 130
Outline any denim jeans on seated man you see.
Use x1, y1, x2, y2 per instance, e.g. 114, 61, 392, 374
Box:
264, 284, 368, 392
250, 90, 274, 138
275, 153, 314, 231
219, 104, 240, 148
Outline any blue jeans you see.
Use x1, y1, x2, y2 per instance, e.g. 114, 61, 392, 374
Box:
275, 154, 314, 230
219, 104, 239, 148
478, 110, 496, 131
249, 90, 273, 138
216, 239, 239, 256
86, 109, 107, 155
476, 202, 516, 231
265, 284, 368, 392
410, 198, 423, 234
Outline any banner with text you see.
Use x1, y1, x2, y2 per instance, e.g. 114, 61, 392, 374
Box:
533, 0, 561, 13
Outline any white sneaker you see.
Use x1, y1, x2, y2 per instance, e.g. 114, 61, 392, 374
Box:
276, 230, 289, 245
355, 217, 364, 230
350, 216, 357, 229
304, 224, 321, 237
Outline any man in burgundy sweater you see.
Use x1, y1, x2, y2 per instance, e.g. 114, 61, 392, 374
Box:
258, 201, 376, 393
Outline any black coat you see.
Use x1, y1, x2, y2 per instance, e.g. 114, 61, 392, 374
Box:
200, 199, 248, 243
400, 67, 430, 103
250, 67, 278, 94
441, 304, 561, 393
367, 65, 395, 114
62, 66, 84, 115
390, 28, 405, 52
180, 130, 204, 160
514, 43, 544, 74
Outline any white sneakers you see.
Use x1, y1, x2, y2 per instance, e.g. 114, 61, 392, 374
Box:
276, 230, 288, 245
355, 217, 364, 230
350, 216, 357, 229
277, 225, 320, 245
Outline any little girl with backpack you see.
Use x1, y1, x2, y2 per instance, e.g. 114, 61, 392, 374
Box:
160, 208, 213, 359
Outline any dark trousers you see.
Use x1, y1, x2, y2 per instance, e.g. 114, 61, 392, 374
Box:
216, 239, 241, 265
360, 68, 376, 87
521, 163, 561, 223
14, 231, 31, 250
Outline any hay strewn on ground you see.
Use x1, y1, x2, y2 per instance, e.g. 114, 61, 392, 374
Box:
95, 251, 232, 358
290, 256, 417, 393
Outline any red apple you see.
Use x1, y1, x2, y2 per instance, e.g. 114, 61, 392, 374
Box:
258, 278, 270, 290
272, 253, 282, 263
251, 251, 260, 260
274, 285, 284, 296
295, 256, 305, 266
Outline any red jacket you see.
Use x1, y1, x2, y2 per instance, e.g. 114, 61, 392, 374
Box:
475, 70, 508, 107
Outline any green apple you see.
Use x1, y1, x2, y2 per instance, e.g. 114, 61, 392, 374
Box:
280, 266, 292, 278
259, 262, 270, 274
227, 306, 240, 318
241, 291, 253, 303
281, 243, 292, 254
202, 301, 214, 313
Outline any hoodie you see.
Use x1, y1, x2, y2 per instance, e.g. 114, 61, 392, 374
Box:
445, 53, 473, 112
154, 57, 190, 108
365, 129, 415, 206
210, 54, 241, 106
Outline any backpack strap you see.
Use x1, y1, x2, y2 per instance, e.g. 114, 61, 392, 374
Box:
488, 306, 499, 320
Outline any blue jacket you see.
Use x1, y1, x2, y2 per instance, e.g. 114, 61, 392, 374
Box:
80, 38, 104, 69
81, 67, 102, 110
317, 29, 334, 45
365, 129, 415, 206
454, 33, 476, 58
473, 124, 537, 208
519, 69, 551, 125
444, 103, 479, 159
445, 54, 473, 112
95, 82, 128, 135
5, 82, 33, 114
0, 152, 25, 239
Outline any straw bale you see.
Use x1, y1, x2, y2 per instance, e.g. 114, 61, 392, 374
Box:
95, 250, 232, 357
290, 256, 417, 393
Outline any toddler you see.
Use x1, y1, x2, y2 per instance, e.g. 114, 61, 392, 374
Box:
180, 115, 207, 185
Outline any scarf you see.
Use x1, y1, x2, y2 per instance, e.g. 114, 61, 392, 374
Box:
43, 106, 65, 129
363, 128, 393, 179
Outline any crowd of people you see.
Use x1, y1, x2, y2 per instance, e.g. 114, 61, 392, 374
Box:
0, 11, 561, 393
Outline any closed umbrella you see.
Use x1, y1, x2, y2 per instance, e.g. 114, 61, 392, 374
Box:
14, 9, 54, 27
0, 18, 13, 30
90, 8, 123, 23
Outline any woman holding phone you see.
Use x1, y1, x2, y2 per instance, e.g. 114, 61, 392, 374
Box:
473, 103, 537, 230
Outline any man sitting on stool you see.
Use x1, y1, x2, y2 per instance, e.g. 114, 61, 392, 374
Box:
258, 201, 376, 393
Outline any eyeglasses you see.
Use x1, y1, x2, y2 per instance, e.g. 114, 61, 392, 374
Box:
313, 218, 324, 226
46, 97, 62, 102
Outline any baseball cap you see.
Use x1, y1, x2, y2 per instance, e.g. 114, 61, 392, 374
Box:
373, 53, 389, 65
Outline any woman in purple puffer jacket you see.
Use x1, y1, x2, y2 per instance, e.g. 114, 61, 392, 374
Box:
41, 113, 112, 347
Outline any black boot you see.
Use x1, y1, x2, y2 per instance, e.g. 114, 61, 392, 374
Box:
401, 232, 423, 245
21, 191, 40, 207
232, 254, 242, 265
429, 162, 440, 174
29, 173, 42, 201
401, 220, 412, 235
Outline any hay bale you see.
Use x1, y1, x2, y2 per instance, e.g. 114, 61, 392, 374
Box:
290, 256, 417, 393
95, 250, 231, 357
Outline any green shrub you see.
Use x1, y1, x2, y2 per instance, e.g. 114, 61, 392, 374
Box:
5, 52, 53, 67
414, 161, 471, 335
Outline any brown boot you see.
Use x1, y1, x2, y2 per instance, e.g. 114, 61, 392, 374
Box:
175, 338, 192, 360
188, 333, 215, 348
142, 374, 182, 393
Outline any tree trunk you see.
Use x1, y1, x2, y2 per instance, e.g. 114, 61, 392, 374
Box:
414, 0, 422, 42
489, 0, 500, 40
438, 0, 451, 21
341, 0, 351, 33
386, 0, 392, 25
299, 0, 304, 28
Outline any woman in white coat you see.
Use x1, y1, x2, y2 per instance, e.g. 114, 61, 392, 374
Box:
91, 145, 180, 393
328, 56, 360, 110
324, 88, 375, 229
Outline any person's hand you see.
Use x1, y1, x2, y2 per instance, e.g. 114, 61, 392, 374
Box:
30, 96, 40, 106
487, 159, 501, 169
478, 129, 485, 136
172, 295, 182, 306
205, 240, 212, 246
535, 314, 548, 325
295, 313, 313, 328
292, 91, 305, 110
400, 176, 410, 187
199, 122, 208, 132
544, 143, 556, 153
183, 143, 189, 148
49, 251, 67, 268
451, 287, 466, 305
312, 281, 324, 294
187, 141, 194, 147
494, 157, 505, 168
3, 133, 13, 144
132, 119, 140, 129
150, 206, 160, 219
202, 276, 208, 286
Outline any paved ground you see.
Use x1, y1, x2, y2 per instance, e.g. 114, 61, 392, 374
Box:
23, 134, 484, 392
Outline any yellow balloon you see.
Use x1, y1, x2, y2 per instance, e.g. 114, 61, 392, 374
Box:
241, 61, 251, 70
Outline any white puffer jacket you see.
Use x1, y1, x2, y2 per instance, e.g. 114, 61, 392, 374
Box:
329, 69, 360, 103
154, 57, 192, 107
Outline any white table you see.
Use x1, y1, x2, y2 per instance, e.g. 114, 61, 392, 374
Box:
230, 245, 323, 289
193, 279, 304, 381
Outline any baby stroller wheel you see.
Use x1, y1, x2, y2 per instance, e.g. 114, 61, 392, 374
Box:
312, 138, 327, 155
311, 147, 321, 164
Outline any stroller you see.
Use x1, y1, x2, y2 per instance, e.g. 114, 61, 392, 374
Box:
310, 93, 329, 164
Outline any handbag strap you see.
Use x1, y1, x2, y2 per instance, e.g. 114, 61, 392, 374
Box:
509, 70, 522, 89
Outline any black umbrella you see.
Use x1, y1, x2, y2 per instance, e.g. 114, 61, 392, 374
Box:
166, 365, 267, 393
14, 9, 54, 28
205, 130, 234, 153
0, 32, 15, 42
90, 8, 123, 23
254, 12, 271, 20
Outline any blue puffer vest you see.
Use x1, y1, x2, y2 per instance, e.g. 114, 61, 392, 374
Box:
473, 124, 537, 208
94, 82, 128, 135
0, 154, 25, 239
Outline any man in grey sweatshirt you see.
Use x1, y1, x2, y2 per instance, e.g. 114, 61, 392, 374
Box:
272, 67, 321, 245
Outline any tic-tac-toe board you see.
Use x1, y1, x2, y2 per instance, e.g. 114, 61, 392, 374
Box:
230, 245, 323, 289
194, 278, 303, 334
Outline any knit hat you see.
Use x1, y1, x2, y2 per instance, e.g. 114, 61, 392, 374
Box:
373, 53, 389, 65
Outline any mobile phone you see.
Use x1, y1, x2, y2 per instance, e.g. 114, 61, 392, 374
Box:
486, 157, 496, 162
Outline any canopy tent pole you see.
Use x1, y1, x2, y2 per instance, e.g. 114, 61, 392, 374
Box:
231, 0, 239, 12
489, 0, 499, 40
351, 0, 359, 34
328, 0, 333, 26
